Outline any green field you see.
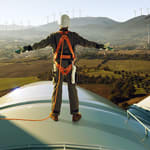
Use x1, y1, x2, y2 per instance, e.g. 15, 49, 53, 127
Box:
103, 60, 150, 73
86, 70, 121, 78
77, 59, 150, 73
0, 77, 39, 91
0, 57, 150, 107
77, 59, 103, 67
78, 59, 150, 78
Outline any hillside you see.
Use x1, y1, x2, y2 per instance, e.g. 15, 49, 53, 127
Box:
0, 24, 32, 31
0, 15, 150, 49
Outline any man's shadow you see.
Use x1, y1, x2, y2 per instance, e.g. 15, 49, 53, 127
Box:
0, 114, 45, 148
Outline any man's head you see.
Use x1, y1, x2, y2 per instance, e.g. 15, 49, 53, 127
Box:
59, 14, 70, 29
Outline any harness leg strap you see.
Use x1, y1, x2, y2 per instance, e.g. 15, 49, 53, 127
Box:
71, 65, 76, 84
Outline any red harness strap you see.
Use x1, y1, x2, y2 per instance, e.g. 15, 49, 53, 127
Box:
54, 31, 76, 75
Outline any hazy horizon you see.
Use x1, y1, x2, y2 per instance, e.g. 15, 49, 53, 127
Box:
0, 0, 149, 26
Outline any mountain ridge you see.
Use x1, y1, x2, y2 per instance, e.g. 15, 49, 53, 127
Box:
0, 15, 150, 49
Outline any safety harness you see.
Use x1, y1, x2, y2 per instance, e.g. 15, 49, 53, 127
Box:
54, 31, 76, 75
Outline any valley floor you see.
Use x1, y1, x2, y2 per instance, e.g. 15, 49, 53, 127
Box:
0, 50, 150, 109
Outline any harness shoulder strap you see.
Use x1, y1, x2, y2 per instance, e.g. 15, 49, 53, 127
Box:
54, 31, 75, 60
54, 31, 76, 75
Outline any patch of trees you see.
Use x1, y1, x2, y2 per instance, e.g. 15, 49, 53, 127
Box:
79, 52, 150, 61
76, 73, 116, 84
109, 78, 136, 104
110, 70, 150, 104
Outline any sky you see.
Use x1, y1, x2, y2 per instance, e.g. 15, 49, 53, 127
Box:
0, 0, 150, 26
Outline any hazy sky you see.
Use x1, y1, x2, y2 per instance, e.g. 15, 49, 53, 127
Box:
0, 0, 150, 25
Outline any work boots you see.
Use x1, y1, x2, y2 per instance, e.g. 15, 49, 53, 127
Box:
49, 112, 82, 122
72, 112, 82, 122
49, 113, 58, 121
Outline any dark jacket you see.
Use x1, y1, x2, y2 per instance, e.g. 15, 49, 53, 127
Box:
32, 31, 104, 52
31, 30, 104, 68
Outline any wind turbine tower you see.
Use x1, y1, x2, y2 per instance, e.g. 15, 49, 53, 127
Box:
147, 8, 150, 15
79, 9, 82, 18
72, 9, 75, 18
53, 13, 56, 22
134, 9, 136, 17
46, 16, 49, 24
145, 15, 150, 49
140, 8, 143, 16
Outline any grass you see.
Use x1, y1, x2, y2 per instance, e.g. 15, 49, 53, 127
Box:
0, 58, 149, 107
77, 59, 103, 68
0, 77, 39, 91
77, 59, 150, 75
0, 63, 13, 66
87, 70, 121, 78
134, 88, 147, 95
104, 60, 150, 73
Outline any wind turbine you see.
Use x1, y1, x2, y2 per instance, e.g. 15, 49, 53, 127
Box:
134, 9, 136, 17
145, 15, 150, 49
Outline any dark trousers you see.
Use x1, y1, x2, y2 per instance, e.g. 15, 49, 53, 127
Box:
51, 68, 79, 116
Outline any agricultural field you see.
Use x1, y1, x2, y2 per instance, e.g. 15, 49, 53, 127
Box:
0, 77, 39, 91
0, 59, 52, 78
77, 59, 103, 68
77, 59, 150, 79
76, 56, 150, 108
0, 50, 150, 109
103, 60, 150, 73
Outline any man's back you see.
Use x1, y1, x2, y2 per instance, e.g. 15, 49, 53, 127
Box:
31, 30, 104, 52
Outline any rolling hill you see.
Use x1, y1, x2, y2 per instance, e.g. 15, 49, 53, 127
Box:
0, 15, 150, 49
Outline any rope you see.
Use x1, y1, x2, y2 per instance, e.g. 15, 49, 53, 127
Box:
52, 38, 64, 112
0, 116, 50, 121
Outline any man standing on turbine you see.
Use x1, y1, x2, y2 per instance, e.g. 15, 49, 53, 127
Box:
16, 14, 106, 122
